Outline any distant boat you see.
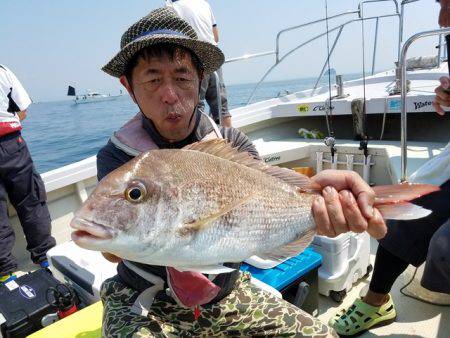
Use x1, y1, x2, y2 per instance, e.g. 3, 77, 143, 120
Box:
67, 86, 123, 104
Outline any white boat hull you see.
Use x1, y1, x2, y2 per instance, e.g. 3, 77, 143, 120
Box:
74, 95, 121, 104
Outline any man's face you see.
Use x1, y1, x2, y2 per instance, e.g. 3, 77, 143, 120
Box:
121, 50, 200, 142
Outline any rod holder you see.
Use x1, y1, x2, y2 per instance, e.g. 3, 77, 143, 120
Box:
336, 75, 344, 98
316, 152, 324, 173
346, 154, 354, 171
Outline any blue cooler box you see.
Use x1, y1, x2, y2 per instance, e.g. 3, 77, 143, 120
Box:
241, 247, 322, 315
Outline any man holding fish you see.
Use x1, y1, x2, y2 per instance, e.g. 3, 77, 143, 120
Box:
70, 7, 437, 337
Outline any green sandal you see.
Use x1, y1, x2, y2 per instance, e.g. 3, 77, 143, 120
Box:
329, 294, 397, 336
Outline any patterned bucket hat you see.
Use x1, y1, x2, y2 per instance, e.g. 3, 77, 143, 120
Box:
102, 7, 224, 77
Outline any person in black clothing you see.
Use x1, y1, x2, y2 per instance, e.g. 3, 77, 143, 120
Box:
330, 180, 450, 336
96, 7, 388, 337
0, 65, 55, 284
331, 2, 450, 335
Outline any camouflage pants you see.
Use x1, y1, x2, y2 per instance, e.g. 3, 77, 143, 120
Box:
100, 272, 337, 338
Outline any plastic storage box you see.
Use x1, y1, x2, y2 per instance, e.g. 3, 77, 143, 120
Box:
46, 241, 117, 305
311, 232, 371, 302
0, 269, 59, 338
241, 247, 322, 315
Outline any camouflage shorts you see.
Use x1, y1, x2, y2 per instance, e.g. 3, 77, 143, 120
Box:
100, 272, 337, 338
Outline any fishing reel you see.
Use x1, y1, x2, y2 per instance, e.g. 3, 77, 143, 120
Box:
324, 136, 337, 160
359, 138, 369, 159
46, 283, 79, 319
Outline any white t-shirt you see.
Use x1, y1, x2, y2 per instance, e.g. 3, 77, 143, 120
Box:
167, 0, 217, 45
0, 64, 31, 136
410, 142, 450, 186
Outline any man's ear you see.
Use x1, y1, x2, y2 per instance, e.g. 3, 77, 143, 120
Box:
119, 75, 137, 104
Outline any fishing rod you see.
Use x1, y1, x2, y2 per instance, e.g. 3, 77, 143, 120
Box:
358, 2, 369, 160
446, 35, 450, 77
323, 0, 337, 162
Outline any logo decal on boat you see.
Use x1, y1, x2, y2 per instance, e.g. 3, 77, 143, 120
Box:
413, 101, 433, 110
297, 104, 310, 113
313, 105, 334, 111
264, 155, 281, 163
19, 285, 36, 299
388, 99, 401, 112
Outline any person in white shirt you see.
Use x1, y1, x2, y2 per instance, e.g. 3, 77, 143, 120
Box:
167, 0, 232, 127
0, 64, 55, 284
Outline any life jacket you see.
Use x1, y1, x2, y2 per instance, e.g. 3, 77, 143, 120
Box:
109, 110, 224, 315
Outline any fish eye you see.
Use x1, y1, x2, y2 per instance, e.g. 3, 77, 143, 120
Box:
125, 181, 147, 203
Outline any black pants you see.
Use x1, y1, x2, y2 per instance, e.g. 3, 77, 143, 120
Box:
198, 68, 230, 123
371, 180, 450, 294
0, 132, 55, 275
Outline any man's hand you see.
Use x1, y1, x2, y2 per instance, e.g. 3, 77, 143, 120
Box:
102, 252, 122, 263
439, 0, 450, 27
433, 76, 450, 116
17, 110, 27, 121
311, 170, 387, 240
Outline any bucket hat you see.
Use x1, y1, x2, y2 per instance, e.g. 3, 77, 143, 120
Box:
102, 7, 224, 77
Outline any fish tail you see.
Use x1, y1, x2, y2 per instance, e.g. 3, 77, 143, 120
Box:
373, 183, 440, 220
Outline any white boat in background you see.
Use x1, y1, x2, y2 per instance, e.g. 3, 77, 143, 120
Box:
9, 1, 450, 337
67, 85, 123, 104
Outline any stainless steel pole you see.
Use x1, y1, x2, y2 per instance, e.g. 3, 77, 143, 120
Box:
372, 18, 379, 75
399, 27, 450, 181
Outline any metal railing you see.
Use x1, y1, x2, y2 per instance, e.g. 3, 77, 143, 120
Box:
399, 27, 450, 182
223, 0, 425, 105
359, 0, 400, 71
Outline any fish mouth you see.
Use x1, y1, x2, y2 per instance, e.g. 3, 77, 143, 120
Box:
70, 217, 115, 243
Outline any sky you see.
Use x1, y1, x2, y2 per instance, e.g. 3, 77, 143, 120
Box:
0, 0, 441, 102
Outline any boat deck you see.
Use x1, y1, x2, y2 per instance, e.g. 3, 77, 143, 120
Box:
318, 238, 450, 338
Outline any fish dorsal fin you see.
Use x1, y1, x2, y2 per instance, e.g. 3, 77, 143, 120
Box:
183, 139, 320, 191
258, 229, 316, 262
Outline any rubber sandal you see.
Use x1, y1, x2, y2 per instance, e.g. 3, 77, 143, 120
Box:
329, 294, 397, 336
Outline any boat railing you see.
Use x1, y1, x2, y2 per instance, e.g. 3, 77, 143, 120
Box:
399, 27, 450, 182
223, 0, 429, 105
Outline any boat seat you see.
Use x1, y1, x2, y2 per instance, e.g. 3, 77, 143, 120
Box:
382, 141, 447, 182
27, 301, 103, 338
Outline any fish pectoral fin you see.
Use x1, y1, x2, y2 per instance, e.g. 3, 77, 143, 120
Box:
174, 265, 235, 274
259, 229, 316, 262
377, 202, 432, 220
179, 194, 254, 236
373, 183, 439, 204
